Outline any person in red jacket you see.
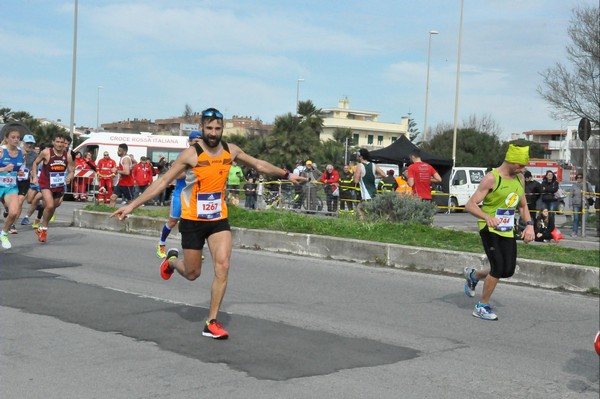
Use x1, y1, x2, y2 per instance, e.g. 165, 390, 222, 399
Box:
320, 164, 340, 213
96, 151, 116, 204
132, 156, 155, 200
73, 152, 87, 201
73, 152, 96, 201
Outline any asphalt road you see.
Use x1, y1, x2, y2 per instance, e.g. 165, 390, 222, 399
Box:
1, 219, 598, 399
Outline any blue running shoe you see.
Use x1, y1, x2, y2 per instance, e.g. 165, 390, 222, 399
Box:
463, 267, 478, 297
473, 303, 498, 320
21, 216, 30, 225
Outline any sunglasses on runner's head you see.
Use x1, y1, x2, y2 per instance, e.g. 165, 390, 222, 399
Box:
202, 110, 223, 119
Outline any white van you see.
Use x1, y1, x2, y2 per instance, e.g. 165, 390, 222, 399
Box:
446, 167, 487, 211
74, 132, 191, 165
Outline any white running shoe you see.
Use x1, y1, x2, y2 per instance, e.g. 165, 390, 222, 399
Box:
1, 233, 12, 249
473, 303, 498, 321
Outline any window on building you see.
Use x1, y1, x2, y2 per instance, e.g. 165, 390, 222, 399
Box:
377, 135, 383, 145
368, 135, 374, 145
391, 136, 397, 142
353, 133, 359, 145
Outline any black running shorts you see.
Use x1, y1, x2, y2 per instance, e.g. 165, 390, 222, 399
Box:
178, 218, 231, 250
113, 185, 134, 201
479, 226, 517, 279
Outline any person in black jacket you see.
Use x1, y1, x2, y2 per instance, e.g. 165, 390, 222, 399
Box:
524, 170, 541, 221
540, 170, 559, 224
534, 208, 555, 242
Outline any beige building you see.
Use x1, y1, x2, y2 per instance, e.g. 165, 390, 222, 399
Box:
321, 99, 409, 151
521, 129, 570, 161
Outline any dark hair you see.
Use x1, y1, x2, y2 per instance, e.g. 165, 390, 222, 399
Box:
524, 171, 532, 178
358, 148, 371, 161
409, 149, 421, 158
118, 143, 128, 152
201, 107, 224, 124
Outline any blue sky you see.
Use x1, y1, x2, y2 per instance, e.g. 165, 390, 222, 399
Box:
1, 0, 595, 139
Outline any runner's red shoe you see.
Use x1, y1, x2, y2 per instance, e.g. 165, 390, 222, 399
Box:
202, 319, 229, 339
159, 248, 178, 280
36, 228, 47, 243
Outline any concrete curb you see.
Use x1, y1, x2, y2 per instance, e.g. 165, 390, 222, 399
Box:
73, 210, 599, 293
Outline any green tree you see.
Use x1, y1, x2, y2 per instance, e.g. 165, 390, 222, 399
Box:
422, 127, 504, 168
265, 113, 320, 169
538, 5, 600, 127
0, 107, 14, 122
297, 100, 324, 139
315, 139, 345, 168
225, 133, 248, 149
332, 127, 353, 143
182, 104, 194, 122
408, 115, 420, 143
33, 123, 69, 147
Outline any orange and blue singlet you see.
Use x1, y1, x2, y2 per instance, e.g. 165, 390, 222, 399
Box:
180, 143, 232, 221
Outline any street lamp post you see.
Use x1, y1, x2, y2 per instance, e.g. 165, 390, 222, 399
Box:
69, 0, 78, 141
423, 30, 439, 143
451, 0, 464, 165
96, 86, 103, 130
296, 78, 304, 114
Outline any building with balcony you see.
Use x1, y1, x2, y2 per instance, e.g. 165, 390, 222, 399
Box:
522, 129, 572, 162
321, 98, 409, 151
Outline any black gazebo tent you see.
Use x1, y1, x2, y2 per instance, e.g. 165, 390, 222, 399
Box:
369, 136, 454, 202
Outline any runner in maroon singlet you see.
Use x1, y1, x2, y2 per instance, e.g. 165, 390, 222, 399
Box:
31, 133, 74, 243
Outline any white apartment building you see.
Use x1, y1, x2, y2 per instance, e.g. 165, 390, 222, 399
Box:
321, 99, 409, 150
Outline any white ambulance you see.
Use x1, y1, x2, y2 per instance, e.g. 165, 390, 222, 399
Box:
74, 132, 191, 165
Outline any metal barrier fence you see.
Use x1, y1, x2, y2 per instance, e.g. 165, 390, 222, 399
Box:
227, 181, 599, 218
64, 168, 97, 202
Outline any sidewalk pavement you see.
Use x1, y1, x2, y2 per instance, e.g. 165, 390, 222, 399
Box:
72, 209, 599, 294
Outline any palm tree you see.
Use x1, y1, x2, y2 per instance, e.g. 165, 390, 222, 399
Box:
297, 100, 324, 139
0, 107, 13, 123
33, 124, 69, 147
265, 113, 320, 168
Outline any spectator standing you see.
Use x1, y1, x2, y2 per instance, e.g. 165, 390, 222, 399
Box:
378, 169, 399, 193
96, 151, 116, 204
292, 160, 306, 209
395, 167, 412, 196
81, 152, 97, 201
256, 174, 266, 210
407, 149, 442, 200
73, 152, 87, 201
320, 164, 340, 213
132, 156, 154, 200
227, 161, 244, 206
244, 177, 257, 210
540, 170, 559, 223
338, 164, 355, 214
570, 173, 593, 237
534, 208, 555, 242
300, 160, 321, 211
524, 170, 542, 222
